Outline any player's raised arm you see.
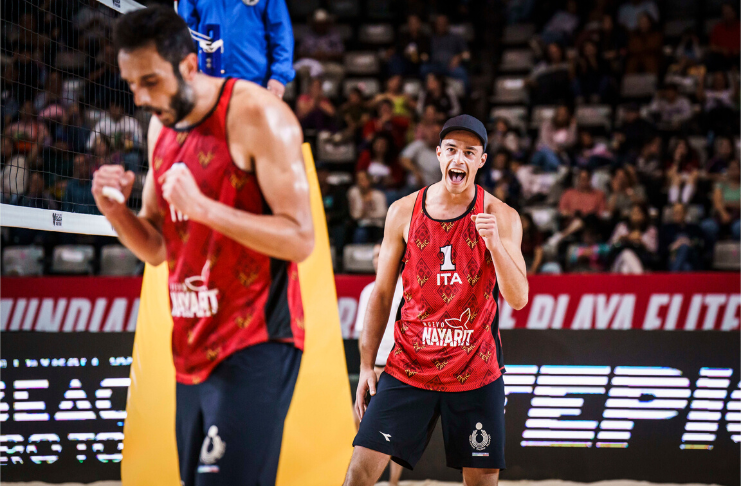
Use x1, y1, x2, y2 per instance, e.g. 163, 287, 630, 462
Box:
177, 90, 314, 262
356, 195, 413, 419
91, 116, 167, 265
473, 197, 529, 310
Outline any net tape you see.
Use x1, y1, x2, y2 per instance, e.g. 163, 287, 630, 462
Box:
1, 0, 212, 236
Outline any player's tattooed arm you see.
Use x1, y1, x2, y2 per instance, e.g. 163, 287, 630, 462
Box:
473, 196, 529, 310
93, 116, 166, 265
356, 194, 414, 419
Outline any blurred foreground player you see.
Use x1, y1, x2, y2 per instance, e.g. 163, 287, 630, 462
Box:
92, 7, 313, 485
345, 115, 529, 486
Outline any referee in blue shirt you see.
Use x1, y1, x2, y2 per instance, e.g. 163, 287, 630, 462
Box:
178, 0, 295, 98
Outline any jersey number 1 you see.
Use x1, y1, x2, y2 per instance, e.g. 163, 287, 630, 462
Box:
440, 245, 455, 271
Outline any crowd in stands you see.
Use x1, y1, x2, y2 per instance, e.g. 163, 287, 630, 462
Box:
1, 0, 739, 275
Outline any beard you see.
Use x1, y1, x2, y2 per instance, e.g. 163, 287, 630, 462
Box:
143, 71, 196, 128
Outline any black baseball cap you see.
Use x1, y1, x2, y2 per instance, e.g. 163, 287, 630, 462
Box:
439, 114, 488, 152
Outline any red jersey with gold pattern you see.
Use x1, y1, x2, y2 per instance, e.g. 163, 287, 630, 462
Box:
384, 185, 505, 392
152, 78, 304, 385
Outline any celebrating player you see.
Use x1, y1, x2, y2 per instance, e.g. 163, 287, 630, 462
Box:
344, 115, 529, 486
91, 7, 313, 485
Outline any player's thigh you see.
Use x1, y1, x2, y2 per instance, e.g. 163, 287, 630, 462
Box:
176, 383, 204, 486
196, 343, 298, 485
439, 376, 506, 470
353, 373, 440, 469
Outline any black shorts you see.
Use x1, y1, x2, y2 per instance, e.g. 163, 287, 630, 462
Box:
175, 342, 302, 486
353, 373, 506, 470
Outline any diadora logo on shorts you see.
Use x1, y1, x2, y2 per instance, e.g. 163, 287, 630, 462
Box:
170, 261, 220, 318
436, 244, 463, 286
470, 422, 491, 455
421, 309, 475, 347
379, 431, 392, 442
198, 425, 226, 473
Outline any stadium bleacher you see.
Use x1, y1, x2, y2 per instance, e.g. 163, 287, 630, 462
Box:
1, 0, 739, 275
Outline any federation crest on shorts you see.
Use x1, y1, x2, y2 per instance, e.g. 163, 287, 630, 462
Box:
200, 425, 226, 465
469, 422, 491, 451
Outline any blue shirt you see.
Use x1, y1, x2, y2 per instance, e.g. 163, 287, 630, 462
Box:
178, 0, 295, 86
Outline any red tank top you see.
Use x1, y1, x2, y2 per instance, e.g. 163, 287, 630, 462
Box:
152, 78, 304, 384
384, 185, 505, 392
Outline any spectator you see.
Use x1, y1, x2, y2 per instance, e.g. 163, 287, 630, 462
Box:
339, 87, 371, 143
386, 14, 431, 76
701, 159, 741, 243
370, 75, 415, 119
666, 138, 700, 204
414, 105, 444, 140
528, 43, 574, 105
417, 73, 461, 118
56, 103, 90, 155
608, 203, 658, 273
540, 0, 581, 46
520, 213, 545, 274
481, 149, 522, 209
707, 3, 741, 71
618, 103, 657, 155
295, 77, 337, 132
317, 166, 350, 257
669, 28, 704, 71
631, 135, 664, 207
625, 13, 663, 74
697, 71, 739, 136
4, 100, 51, 154
596, 14, 628, 74
532, 105, 577, 172
296, 9, 345, 78
566, 221, 611, 272
422, 15, 470, 88
363, 99, 410, 149
573, 40, 617, 103
19, 172, 58, 210
486, 118, 512, 156
356, 132, 405, 199
617, 0, 659, 31
575, 129, 615, 169
400, 121, 441, 189
86, 43, 128, 110
62, 155, 98, 214
13, 40, 42, 104
707, 136, 736, 177
178, 0, 295, 97
559, 168, 607, 218
34, 71, 66, 114
606, 166, 647, 219
348, 171, 388, 243
648, 83, 692, 130
87, 99, 144, 152
1, 154, 29, 205
660, 202, 705, 271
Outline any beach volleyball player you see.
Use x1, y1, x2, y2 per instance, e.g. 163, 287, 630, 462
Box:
344, 115, 529, 486
91, 7, 313, 485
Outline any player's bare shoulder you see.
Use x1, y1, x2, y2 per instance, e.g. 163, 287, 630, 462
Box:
482, 190, 522, 235
226, 80, 302, 170
386, 191, 419, 242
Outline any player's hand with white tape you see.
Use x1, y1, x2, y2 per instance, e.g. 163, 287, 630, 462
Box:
159, 162, 206, 222
92, 164, 135, 217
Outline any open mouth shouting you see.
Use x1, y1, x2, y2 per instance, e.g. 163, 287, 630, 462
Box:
448, 167, 467, 185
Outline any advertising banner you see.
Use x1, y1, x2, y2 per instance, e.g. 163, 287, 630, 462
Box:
2, 331, 738, 484
3, 273, 739, 335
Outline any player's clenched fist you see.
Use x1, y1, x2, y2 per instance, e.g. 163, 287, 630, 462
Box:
471, 213, 501, 251
159, 163, 206, 221
91, 164, 135, 217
